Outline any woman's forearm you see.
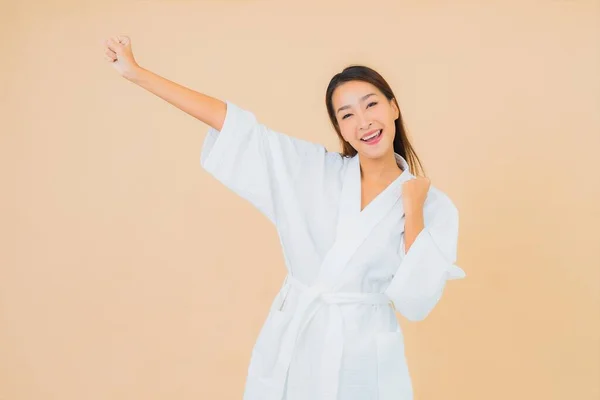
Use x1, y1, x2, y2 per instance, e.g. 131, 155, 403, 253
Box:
126, 67, 227, 131
403, 207, 425, 253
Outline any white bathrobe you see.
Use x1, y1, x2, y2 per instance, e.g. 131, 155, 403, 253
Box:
200, 100, 466, 400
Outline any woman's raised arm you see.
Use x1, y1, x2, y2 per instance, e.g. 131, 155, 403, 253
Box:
103, 35, 226, 130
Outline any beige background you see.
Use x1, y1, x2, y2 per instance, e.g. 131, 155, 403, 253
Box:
2, 0, 599, 399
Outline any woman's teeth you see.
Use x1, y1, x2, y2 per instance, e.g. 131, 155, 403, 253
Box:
361, 130, 382, 142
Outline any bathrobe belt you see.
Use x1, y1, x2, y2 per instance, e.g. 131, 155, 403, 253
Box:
273, 274, 393, 400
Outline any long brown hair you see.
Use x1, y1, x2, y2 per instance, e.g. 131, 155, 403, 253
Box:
325, 65, 425, 177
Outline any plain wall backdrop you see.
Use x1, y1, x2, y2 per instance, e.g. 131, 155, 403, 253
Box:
1, 0, 599, 399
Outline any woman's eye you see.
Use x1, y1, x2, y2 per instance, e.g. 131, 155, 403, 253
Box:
341, 102, 377, 120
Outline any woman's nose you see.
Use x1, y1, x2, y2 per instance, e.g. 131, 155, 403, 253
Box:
360, 119, 373, 131
357, 113, 371, 130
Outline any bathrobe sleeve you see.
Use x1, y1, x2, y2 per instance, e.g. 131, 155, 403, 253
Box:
384, 194, 466, 321
200, 100, 328, 224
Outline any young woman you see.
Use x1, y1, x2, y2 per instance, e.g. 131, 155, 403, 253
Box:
103, 36, 466, 400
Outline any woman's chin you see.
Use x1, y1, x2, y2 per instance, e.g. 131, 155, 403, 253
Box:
360, 140, 392, 156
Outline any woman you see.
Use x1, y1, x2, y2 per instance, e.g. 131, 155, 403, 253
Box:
103, 36, 466, 400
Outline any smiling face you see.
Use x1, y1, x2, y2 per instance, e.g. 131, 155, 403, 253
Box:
332, 80, 400, 160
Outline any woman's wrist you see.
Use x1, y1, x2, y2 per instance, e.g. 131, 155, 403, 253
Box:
404, 204, 424, 218
124, 65, 145, 83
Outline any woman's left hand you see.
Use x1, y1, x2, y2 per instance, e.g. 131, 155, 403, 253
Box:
401, 177, 431, 215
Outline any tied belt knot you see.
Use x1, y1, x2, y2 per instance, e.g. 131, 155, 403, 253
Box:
273, 275, 394, 400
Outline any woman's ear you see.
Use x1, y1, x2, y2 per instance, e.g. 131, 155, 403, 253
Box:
391, 98, 400, 120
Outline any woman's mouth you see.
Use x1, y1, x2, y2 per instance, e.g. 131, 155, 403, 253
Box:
360, 129, 383, 145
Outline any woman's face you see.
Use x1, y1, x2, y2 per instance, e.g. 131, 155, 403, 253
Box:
332, 80, 399, 159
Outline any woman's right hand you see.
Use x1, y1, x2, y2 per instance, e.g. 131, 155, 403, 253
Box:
103, 35, 141, 80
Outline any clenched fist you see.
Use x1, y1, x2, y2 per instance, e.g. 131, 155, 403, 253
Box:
103, 35, 140, 80
401, 176, 431, 215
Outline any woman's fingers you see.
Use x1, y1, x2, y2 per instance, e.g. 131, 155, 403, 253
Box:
102, 35, 139, 77
105, 48, 117, 60
116, 35, 130, 46
105, 37, 121, 53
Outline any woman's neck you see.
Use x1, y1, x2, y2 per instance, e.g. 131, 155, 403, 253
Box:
359, 150, 403, 185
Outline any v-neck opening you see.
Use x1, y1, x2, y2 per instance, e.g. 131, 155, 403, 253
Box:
326, 152, 412, 284
358, 173, 403, 214
333, 152, 412, 242
356, 153, 408, 215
